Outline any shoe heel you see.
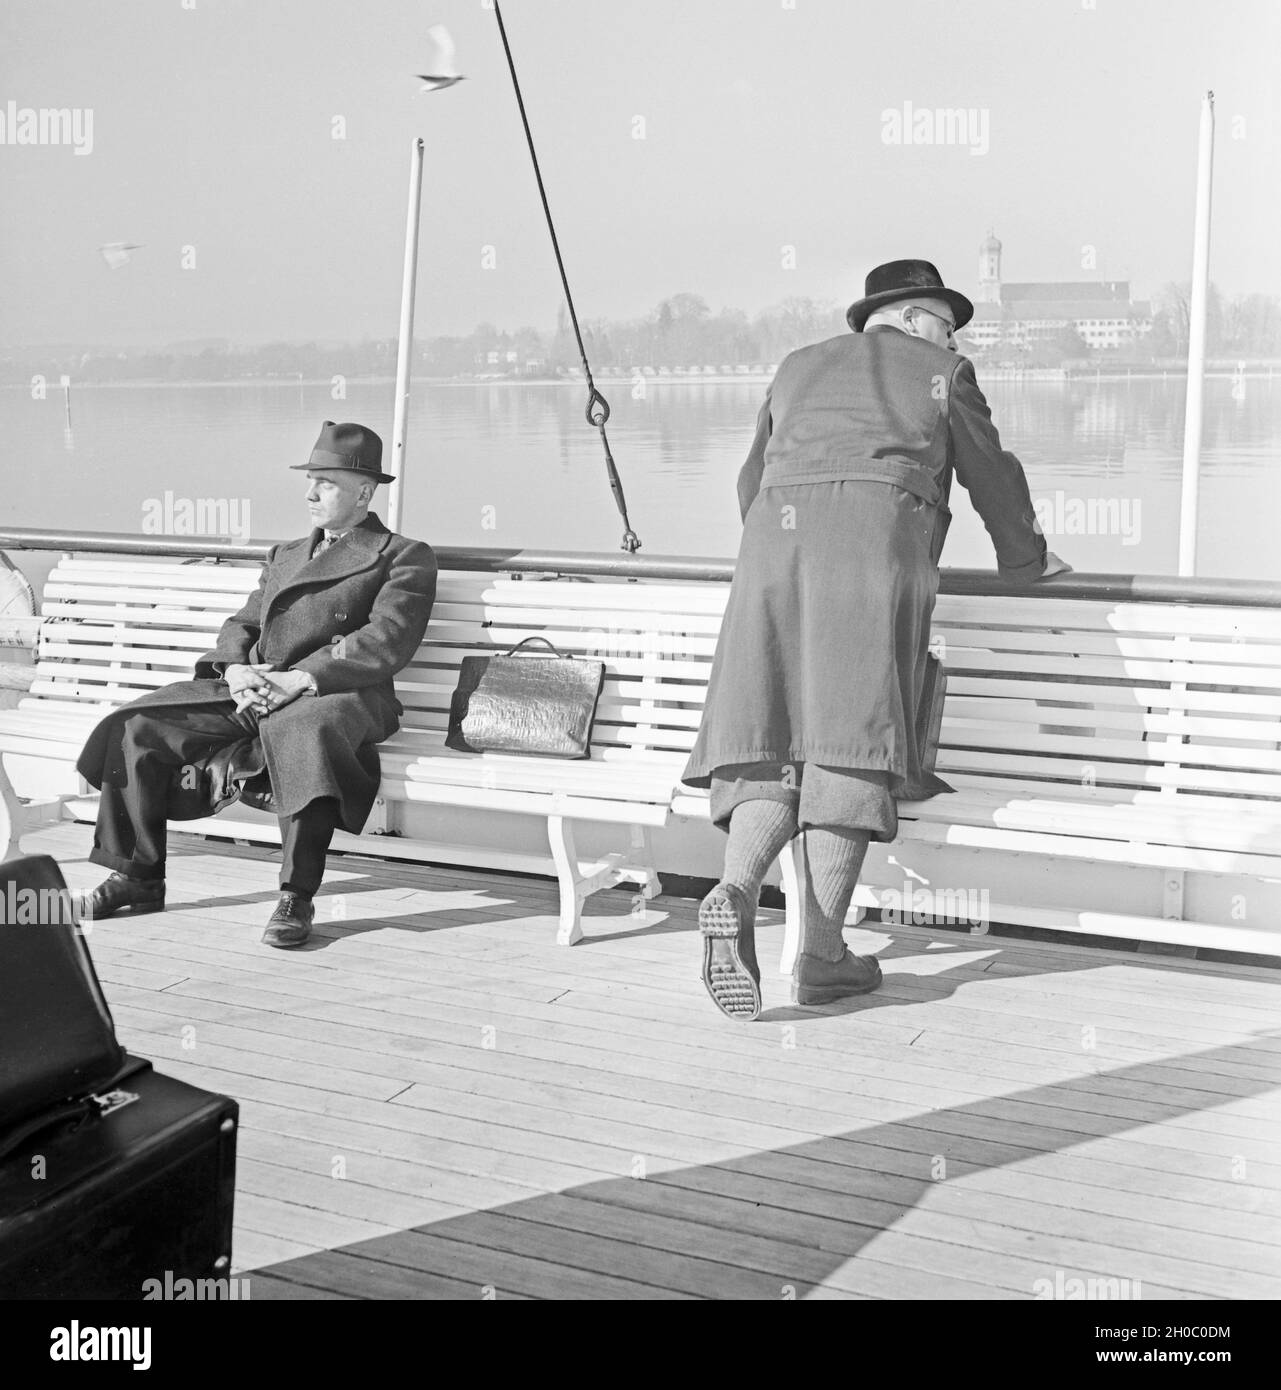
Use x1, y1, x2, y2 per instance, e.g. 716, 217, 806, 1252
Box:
122, 898, 165, 916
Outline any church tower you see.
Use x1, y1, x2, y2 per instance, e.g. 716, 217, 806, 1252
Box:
978, 230, 1002, 304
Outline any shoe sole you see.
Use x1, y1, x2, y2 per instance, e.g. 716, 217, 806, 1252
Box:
81, 898, 165, 920
263, 931, 312, 950
790, 965, 883, 1006
699, 890, 761, 1022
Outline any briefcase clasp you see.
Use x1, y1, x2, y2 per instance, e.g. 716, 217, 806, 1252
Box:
91, 1088, 140, 1117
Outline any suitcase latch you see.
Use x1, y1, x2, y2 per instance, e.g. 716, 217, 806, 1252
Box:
91, 1088, 140, 1117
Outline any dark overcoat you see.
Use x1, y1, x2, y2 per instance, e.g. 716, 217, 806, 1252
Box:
77, 513, 438, 832
682, 326, 1047, 799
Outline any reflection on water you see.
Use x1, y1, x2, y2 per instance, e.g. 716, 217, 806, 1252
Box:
4, 375, 1279, 581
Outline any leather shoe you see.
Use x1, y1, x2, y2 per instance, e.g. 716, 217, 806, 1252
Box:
791, 949, 883, 1005
699, 882, 761, 1021
80, 872, 165, 920
262, 891, 314, 949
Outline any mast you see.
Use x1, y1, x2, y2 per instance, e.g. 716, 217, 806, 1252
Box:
388, 137, 425, 536
1178, 91, 1215, 577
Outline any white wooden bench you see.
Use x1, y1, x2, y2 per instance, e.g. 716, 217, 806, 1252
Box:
2, 552, 1280, 961
0, 557, 722, 947
672, 586, 1281, 959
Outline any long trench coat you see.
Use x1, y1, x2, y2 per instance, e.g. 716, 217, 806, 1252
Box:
682, 326, 1047, 801
77, 513, 438, 833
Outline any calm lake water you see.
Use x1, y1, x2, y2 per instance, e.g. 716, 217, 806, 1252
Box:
5, 374, 1280, 586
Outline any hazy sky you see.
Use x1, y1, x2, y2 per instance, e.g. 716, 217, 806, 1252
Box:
2, 0, 1277, 347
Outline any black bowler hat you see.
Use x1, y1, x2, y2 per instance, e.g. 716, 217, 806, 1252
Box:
290, 421, 395, 484
846, 259, 974, 333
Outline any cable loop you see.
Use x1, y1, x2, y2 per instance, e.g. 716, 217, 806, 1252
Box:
493, 2, 641, 552
585, 387, 611, 429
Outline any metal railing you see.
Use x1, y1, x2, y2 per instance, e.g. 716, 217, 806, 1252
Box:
2, 526, 1280, 608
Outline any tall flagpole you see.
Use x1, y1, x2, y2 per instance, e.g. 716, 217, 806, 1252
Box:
388, 137, 425, 535
1178, 91, 1215, 577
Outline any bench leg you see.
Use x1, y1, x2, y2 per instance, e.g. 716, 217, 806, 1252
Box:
777, 834, 871, 975
547, 814, 586, 947
0, 757, 66, 863
777, 836, 804, 977
627, 824, 661, 900
0, 756, 22, 862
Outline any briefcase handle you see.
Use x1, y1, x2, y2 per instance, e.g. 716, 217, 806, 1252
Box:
502, 635, 570, 660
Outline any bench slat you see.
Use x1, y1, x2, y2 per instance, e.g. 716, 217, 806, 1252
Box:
382, 727, 688, 768
939, 721, 1281, 772
933, 596, 1281, 639
944, 675, 1281, 718
41, 634, 214, 656
387, 757, 678, 803
409, 652, 713, 682
422, 619, 719, 659
392, 708, 699, 753
938, 748, 1281, 797
42, 602, 236, 628
885, 815, 1281, 877
936, 648, 1281, 689
43, 582, 255, 609
435, 576, 732, 614
390, 778, 670, 826
933, 625, 1281, 668
395, 674, 711, 707
428, 601, 726, 636
942, 698, 1281, 744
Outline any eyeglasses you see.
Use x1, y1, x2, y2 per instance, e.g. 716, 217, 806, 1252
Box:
906, 305, 956, 336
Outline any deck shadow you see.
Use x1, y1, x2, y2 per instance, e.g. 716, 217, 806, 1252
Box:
241, 1035, 1281, 1300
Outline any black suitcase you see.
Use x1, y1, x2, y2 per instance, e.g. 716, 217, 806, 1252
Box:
0, 855, 238, 1299
0, 1056, 238, 1300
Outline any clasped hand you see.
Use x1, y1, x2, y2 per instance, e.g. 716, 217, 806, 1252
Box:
224, 663, 311, 716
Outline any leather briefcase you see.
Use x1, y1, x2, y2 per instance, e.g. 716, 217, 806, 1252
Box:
897, 652, 950, 801
447, 636, 605, 759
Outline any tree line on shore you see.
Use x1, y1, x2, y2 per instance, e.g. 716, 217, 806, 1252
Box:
6, 284, 1280, 385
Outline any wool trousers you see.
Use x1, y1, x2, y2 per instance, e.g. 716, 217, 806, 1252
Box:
88, 700, 340, 895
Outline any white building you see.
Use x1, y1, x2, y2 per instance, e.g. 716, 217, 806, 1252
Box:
962, 233, 1153, 353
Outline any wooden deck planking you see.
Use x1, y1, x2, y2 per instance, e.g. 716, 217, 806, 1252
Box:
106, 934, 1281, 1127
132, 974, 1280, 1168
27, 822, 1281, 1299
95, 913, 1281, 1097
92, 961, 1281, 1189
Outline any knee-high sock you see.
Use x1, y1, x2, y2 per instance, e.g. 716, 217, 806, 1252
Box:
721, 798, 798, 903
800, 828, 871, 962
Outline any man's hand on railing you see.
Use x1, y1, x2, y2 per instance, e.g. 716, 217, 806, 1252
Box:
1040, 551, 1073, 579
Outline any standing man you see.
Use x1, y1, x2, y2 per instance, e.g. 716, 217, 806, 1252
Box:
684, 260, 1069, 1020
76, 421, 438, 948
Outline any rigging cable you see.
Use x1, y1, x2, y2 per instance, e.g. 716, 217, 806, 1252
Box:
491, 1, 642, 553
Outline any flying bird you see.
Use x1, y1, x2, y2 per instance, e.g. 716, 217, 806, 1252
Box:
415, 25, 466, 91
100, 242, 143, 270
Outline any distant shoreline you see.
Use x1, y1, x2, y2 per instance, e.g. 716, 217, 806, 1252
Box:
2, 358, 1278, 391
3, 364, 1278, 391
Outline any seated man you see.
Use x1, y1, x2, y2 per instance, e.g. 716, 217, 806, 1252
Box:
75, 421, 438, 948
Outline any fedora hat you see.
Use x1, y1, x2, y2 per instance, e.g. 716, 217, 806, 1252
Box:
290, 421, 395, 484
846, 259, 974, 333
